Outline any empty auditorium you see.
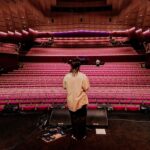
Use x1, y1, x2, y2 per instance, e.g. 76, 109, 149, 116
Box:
0, 0, 150, 150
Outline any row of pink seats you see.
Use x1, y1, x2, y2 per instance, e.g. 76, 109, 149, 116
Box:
1, 80, 150, 84
10, 72, 150, 76
23, 66, 142, 69
1, 79, 150, 85
23, 66, 142, 68
111, 104, 140, 111
0, 103, 142, 112
14, 69, 150, 72
1, 62, 150, 111
0, 92, 150, 101
0, 43, 18, 54
1, 75, 150, 80
1, 84, 150, 88
0, 98, 149, 106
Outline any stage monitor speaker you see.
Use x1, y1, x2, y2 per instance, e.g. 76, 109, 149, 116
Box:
49, 109, 71, 127
87, 109, 108, 128
49, 108, 108, 128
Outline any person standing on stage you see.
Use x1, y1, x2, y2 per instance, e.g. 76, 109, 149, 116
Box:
63, 58, 90, 140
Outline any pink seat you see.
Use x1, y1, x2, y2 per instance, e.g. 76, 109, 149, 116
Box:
0, 31, 7, 38
20, 104, 36, 111
132, 100, 143, 104
89, 99, 97, 103
97, 99, 108, 104
36, 104, 51, 110
112, 104, 126, 111
126, 105, 140, 111
108, 99, 120, 104
143, 100, 150, 105
53, 99, 65, 103
8, 100, 20, 104
0, 105, 4, 111
0, 100, 8, 105
88, 104, 97, 110
22, 30, 29, 36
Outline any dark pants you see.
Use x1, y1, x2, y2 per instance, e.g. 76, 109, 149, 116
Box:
69, 105, 87, 140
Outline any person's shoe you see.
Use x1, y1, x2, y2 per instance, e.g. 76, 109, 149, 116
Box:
71, 135, 77, 140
